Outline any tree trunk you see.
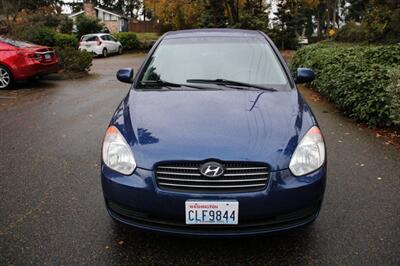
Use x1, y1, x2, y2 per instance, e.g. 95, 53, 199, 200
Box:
332, 0, 337, 28
224, 0, 239, 25
317, 11, 322, 40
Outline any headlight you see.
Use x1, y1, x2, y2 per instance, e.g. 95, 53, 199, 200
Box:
102, 126, 136, 175
289, 126, 325, 176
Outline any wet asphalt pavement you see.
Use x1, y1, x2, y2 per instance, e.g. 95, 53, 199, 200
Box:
0, 53, 399, 266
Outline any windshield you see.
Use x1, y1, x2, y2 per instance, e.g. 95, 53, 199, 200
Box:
139, 36, 289, 90
81, 35, 98, 42
0, 36, 36, 48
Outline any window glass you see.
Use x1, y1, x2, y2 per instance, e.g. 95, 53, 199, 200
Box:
81, 35, 97, 42
140, 36, 289, 89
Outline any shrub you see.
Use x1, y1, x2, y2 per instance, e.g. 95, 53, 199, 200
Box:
54, 33, 78, 48
11, 25, 79, 49
55, 47, 93, 73
27, 26, 57, 46
136, 32, 159, 50
113, 32, 140, 50
386, 69, 400, 125
59, 16, 74, 34
335, 22, 368, 43
291, 43, 400, 127
136, 32, 159, 43
139, 40, 156, 50
76, 15, 103, 37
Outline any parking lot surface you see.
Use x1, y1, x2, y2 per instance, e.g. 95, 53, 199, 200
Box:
0, 53, 399, 265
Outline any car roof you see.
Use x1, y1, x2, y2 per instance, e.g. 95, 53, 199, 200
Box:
82, 33, 109, 37
164, 28, 263, 39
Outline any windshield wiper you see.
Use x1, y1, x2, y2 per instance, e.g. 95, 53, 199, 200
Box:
140, 80, 206, 90
140, 79, 182, 88
186, 79, 277, 91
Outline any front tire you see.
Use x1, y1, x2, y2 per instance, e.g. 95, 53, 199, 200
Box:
102, 48, 108, 57
118, 46, 123, 55
0, 66, 12, 89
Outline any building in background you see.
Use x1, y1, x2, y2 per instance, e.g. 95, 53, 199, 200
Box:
68, 1, 128, 33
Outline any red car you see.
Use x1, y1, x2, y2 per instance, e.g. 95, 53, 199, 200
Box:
0, 36, 59, 89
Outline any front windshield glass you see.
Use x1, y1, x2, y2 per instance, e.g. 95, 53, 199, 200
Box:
139, 36, 289, 90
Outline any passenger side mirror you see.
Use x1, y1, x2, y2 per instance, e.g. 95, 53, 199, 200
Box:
295, 68, 315, 84
117, 68, 134, 84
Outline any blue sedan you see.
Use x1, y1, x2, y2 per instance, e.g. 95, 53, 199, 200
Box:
101, 29, 326, 236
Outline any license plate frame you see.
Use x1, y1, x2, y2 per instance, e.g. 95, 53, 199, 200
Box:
185, 200, 239, 225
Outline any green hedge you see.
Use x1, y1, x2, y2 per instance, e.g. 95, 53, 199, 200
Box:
55, 47, 92, 73
20, 26, 57, 47
113, 32, 140, 50
291, 43, 400, 127
11, 26, 79, 48
54, 33, 78, 48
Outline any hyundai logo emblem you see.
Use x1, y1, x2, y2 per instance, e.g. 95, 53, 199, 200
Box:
200, 162, 224, 177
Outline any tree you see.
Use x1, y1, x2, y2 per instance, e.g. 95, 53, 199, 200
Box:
199, 0, 227, 28
59, 16, 74, 34
224, 0, 240, 25
144, 0, 202, 31
273, 0, 311, 47
344, 0, 367, 22
65, 0, 143, 18
363, 0, 400, 43
0, 0, 62, 15
236, 0, 269, 31
76, 15, 103, 37
335, 0, 400, 43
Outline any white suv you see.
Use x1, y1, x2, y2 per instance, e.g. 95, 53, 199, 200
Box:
79, 34, 123, 57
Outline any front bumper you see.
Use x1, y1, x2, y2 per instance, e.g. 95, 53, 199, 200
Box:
101, 166, 326, 237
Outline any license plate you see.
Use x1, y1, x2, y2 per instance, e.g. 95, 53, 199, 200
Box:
44, 53, 51, 60
185, 200, 238, 225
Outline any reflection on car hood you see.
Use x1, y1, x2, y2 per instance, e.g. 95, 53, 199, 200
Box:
112, 89, 316, 171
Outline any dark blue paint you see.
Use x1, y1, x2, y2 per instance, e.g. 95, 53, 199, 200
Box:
101, 166, 326, 236
295, 68, 316, 84
103, 29, 326, 236
112, 89, 315, 171
116, 68, 134, 84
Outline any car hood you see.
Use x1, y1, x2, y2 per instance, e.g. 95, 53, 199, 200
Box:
113, 89, 316, 171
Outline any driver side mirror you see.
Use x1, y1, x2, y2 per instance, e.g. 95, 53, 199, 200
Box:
116, 68, 134, 84
295, 68, 315, 84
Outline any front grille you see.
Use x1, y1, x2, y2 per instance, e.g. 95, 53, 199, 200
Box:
155, 161, 270, 192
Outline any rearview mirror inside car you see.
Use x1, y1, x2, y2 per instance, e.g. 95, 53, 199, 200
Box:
117, 68, 134, 84
295, 68, 315, 84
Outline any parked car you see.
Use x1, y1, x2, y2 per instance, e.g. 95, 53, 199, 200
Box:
79, 33, 122, 57
101, 29, 326, 236
0, 36, 59, 89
